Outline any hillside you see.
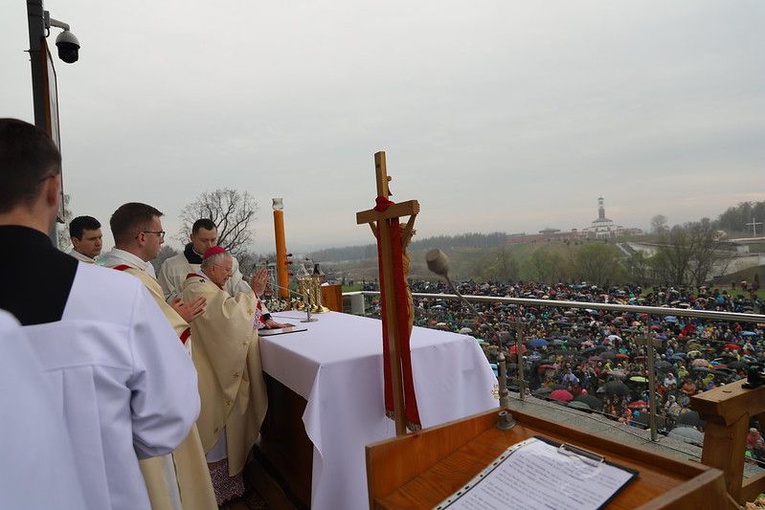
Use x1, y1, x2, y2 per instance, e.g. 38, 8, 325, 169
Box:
310, 200, 765, 284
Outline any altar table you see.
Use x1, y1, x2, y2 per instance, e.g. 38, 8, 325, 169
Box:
260, 310, 498, 510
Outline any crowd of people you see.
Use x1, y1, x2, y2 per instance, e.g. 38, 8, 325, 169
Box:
364, 278, 765, 456
0, 119, 280, 509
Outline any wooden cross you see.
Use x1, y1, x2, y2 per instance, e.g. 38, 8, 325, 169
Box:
356, 151, 419, 436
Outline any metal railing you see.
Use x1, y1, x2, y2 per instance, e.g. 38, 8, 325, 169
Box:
348, 290, 764, 324
343, 289, 764, 435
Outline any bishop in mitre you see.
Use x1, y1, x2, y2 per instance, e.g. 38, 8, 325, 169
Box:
181, 246, 268, 505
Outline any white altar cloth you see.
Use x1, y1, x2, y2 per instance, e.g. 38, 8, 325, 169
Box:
261, 310, 498, 510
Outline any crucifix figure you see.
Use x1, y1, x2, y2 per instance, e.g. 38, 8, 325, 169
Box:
356, 151, 420, 435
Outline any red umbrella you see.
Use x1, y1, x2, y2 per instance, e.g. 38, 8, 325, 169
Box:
725, 343, 742, 350
509, 345, 528, 354
628, 400, 648, 409
615, 353, 629, 359
550, 389, 574, 402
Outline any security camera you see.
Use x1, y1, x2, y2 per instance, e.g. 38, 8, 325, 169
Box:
55, 30, 80, 64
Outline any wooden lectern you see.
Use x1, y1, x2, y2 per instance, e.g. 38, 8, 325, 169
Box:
366, 408, 733, 509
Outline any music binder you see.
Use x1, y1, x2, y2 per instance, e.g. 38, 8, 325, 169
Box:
434, 436, 637, 510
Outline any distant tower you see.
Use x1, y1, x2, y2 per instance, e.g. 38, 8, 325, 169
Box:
589, 196, 615, 239
598, 197, 606, 221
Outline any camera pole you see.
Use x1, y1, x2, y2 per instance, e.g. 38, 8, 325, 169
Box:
26, 0, 47, 132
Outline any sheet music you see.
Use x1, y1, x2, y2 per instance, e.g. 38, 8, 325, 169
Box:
435, 437, 636, 510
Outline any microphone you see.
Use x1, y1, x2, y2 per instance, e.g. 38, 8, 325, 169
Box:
426, 249, 521, 412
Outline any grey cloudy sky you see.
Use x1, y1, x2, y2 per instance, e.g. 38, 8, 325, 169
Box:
3, 1, 764, 253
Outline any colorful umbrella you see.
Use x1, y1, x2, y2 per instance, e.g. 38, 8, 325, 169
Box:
602, 380, 630, 396
549, 389, 574, 402
574, 394, 603, 411
528, 338, 548, 348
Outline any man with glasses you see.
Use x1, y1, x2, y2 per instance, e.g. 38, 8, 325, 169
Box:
101, 202, 217, 509
0, 118, 200, 509
101, 203, 166, 277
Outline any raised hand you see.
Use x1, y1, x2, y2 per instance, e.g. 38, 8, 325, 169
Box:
249, 267, 269, 296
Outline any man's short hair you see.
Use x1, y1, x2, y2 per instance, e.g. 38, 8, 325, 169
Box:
192, 218, 216, 234
110, 203, 163, 245
0, 119, 62, 214
69, 216, 101, 239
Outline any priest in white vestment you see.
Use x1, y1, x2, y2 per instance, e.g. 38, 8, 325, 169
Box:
101, 202, 217, 510
181, 246, 269, 505
158, 218, 290, 329
0, 310, 87, 509
0, 118, 200, 510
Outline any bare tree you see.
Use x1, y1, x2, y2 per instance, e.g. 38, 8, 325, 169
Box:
623, 251, 650, 286
650, 214, 668, 236
651, 219, 731, 286
151, 245, 179, 274
522, 246, 569, 283
56, 193, 73, 251
573, 242, 622, 287
178, 188, 258, 257
471, 246, 519, 282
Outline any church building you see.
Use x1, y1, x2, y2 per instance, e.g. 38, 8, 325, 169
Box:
583, 197, 624, 239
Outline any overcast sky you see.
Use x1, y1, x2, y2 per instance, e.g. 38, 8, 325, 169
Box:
3, 1, 763, 253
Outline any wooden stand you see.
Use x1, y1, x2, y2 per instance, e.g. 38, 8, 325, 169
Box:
366, 408, 733, 509
692, 379, 765, 504
320, 284, 343, 312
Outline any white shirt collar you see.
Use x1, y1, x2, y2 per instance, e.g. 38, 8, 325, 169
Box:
68, 248, 96, 264
102, 248, 156, 277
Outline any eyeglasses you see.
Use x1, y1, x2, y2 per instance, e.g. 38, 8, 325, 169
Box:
142, 230, 166, 239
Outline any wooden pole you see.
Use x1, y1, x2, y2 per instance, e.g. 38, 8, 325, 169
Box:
375, 153, 406, 435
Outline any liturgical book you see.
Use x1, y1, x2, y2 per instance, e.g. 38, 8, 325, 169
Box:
434, 436, 637, 510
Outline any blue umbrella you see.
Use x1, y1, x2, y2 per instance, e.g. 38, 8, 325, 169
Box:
742, 331, 757, 337
665, 316, 678, 323
528, 338, 548, 348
